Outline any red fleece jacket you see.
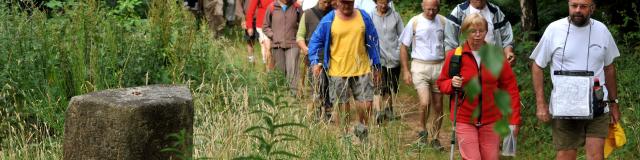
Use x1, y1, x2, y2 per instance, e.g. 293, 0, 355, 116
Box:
246, 0, 274, 28
437, 43, 521, 126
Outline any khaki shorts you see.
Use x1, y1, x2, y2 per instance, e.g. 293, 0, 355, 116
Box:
552, 113, 610, 150
329, 74, 374, 104
410, 60, 443, 92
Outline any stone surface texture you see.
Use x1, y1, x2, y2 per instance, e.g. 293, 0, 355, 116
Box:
63, 85, 193, 160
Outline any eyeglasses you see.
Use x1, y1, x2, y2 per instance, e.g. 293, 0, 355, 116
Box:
467, 29, 487, 35
424, 8, 438, 13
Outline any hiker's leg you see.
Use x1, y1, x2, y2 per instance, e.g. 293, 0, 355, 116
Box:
431, 92, 444, 139
416, 88, 431, 133
329, 76, 350, 126
285, 47, 300, 95
353, 75, 374, 125
456, 122, 482, 160
271, 48, 286, 73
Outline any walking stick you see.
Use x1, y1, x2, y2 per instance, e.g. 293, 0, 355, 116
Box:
448, 47, 463, 160
449, 89, 460, 160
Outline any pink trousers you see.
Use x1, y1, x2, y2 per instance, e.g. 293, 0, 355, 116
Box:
455, 122, 500, 160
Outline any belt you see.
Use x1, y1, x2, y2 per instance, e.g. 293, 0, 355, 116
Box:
412, 59, 443, 64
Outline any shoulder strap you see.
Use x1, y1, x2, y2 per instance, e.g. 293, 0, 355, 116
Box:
293, 2, 301, 9
438, 14, 446, 55
438, 15, 445, 28
270, 1, 277, 12
411, 15, 420, 49
296, 3, 302, 21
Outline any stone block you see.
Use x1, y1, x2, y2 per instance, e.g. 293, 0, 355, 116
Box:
63, 85, 193, 160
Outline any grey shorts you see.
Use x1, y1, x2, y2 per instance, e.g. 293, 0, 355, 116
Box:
329, 74, 374, 104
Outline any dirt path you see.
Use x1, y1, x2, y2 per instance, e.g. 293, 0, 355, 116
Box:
386, 90, 453, 150
233, 40, 455, 153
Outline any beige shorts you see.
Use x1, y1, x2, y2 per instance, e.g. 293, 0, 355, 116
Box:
411, 59, 443, 93
256, 28, 270, 43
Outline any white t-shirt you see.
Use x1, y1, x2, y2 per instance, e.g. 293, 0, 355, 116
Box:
472, 51, 481, 68
468, 6, 496, 45
530, 18, 620, 107
399, 14, 445, 61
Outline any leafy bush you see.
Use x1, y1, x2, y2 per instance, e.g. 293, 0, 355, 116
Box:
0, 0, 220, 154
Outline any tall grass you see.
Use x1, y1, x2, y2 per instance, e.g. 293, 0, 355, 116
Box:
0, 0, 220, 158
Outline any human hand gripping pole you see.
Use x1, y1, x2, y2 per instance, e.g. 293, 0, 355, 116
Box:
449, 47, 463, 160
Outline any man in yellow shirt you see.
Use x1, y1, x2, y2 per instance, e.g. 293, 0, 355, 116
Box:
307, 0, 381, 141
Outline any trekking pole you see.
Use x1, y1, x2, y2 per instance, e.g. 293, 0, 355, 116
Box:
448, 47, 463, 160
449, 89, 460, 160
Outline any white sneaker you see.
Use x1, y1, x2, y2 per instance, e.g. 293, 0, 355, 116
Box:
248, 56, 255, 63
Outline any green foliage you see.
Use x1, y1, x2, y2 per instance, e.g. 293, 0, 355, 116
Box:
45, 0, 64, 9
493, 90, 512, 116
235, 95, 307, 160
479, 45, 504, 77
108, 0, 144, 30
0, 0, 219, 153
493, 90, 512, 136
462, 77, 480, 102
161, 129, 196, 160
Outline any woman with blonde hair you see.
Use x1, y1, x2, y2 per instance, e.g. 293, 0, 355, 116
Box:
437, 13, 521, 159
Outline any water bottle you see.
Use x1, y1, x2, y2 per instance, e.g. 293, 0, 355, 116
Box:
593, 78, 605, 117
593, 78, 604, 101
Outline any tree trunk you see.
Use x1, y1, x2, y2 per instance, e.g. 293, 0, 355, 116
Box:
520, 0, 539, 41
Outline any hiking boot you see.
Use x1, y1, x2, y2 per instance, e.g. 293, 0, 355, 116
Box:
418, 130, 428, 143
323, 107, 333, 122
431, 139, 445, 151
375, 111, 386, 124
383, 107, 397, 121
354, 123, 368, 142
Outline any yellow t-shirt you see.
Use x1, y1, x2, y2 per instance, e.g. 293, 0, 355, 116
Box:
328, 10, 371, 77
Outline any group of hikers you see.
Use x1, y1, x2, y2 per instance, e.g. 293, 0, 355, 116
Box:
202, 0, 621, 159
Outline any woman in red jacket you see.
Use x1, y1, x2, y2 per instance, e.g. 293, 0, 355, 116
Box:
437, 13, 521, 160
246, 0, 274, 66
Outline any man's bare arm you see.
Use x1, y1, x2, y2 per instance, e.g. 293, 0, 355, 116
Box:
531, 62, 550, 122
604, 64, 620, 123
